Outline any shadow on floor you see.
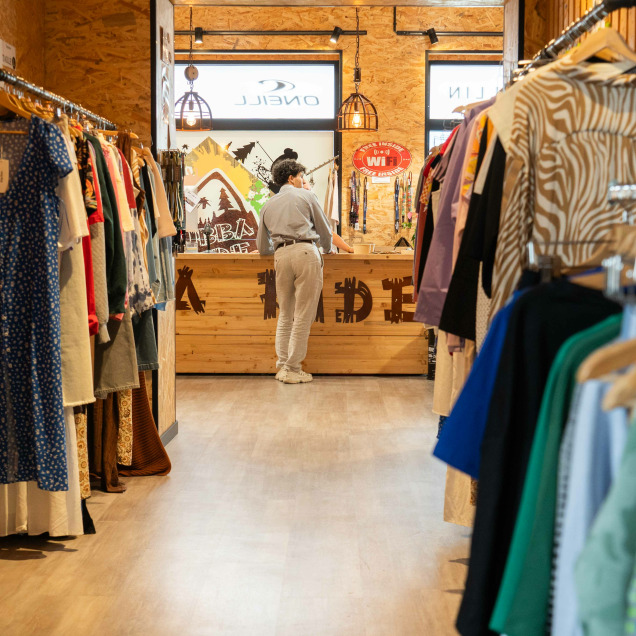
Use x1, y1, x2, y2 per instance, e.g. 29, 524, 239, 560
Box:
0, 535, 78, 561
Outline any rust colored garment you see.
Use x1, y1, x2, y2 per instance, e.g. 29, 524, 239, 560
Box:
119, 372, 171, 477
88, 394, 126, 493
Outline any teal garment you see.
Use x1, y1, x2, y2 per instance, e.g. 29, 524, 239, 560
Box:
626, 564, 636, 635
575, 412, 636, 636
489, 314, 622, 636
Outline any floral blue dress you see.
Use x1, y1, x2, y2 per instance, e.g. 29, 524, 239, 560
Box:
0, 116, 73, 491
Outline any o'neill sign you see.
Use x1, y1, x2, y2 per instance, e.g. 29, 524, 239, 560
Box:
352, 142, 412, 178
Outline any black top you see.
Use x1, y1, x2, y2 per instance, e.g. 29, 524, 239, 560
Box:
439, 134, 496, 340
456, 280, 622, 636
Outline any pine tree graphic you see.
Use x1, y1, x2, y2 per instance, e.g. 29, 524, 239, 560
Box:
218, 188, 233, 214
232, 142, 256, 164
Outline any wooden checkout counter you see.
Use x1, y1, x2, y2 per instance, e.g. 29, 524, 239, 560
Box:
175, 253, 428, 375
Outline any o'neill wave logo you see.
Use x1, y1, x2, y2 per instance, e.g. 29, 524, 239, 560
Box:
235, 78, 320, 107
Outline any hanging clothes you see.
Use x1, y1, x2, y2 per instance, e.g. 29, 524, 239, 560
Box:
415, 98, 495, 327
455, 281, 621, 636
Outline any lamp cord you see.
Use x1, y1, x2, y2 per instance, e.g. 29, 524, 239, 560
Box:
354, 8, 360, 92
188, 7, 194, 89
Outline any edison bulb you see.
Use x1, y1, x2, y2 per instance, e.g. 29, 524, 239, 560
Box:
352, 112, 362, 128
185, 113, 198, 127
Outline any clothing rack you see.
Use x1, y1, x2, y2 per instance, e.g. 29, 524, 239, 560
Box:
306, 155, 340, 175
608, 182, 636, 204
0, 69, 117, 130
518, 0, 636, 77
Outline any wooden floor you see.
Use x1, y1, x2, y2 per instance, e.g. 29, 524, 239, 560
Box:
0, 375, 470, 636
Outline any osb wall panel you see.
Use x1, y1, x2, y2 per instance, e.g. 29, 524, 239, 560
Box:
0, 0, 45, 85
175, 6, 503, 249
44, 0, 153, 145
545, 0, 636, 52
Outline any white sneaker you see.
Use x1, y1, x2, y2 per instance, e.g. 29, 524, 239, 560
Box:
281, 369, 313, 384
275, 369, 286, 381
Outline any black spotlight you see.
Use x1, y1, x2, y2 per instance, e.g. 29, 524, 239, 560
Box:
426, 28, 439, 45
194, 27, 204, 44
330, 26, 343, 44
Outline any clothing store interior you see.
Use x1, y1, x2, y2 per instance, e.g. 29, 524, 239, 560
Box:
1, 0, 636, 633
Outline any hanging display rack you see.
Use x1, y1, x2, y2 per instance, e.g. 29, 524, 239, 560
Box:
0, 69, 117, 130
306, 155, 340, 176
517, 0, 636, 77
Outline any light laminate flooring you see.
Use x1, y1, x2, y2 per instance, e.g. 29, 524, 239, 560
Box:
0, 375, 470, 636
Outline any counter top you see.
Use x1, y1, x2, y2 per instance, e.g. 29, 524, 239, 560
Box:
177, 252, 414, 261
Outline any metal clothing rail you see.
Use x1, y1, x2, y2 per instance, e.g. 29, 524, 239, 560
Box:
519, 0, 636, 77
608, 182, 636, 203
306, 155, 339, 175
0, 69, 117, 130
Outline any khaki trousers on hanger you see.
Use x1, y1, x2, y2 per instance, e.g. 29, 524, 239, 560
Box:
274, 242, 323, 372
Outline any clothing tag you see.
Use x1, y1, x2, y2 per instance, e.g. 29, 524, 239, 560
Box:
355, 222, 360, 231
0, 159, 9, 194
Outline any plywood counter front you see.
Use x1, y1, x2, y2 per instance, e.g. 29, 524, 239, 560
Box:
175, 253, 428, 375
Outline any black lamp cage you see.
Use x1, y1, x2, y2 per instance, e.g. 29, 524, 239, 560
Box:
175, 89, 213, 131
337, 91, 378, 132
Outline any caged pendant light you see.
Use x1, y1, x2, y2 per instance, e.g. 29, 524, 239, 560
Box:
175, 7, 212, 131
337, 8, 378, 132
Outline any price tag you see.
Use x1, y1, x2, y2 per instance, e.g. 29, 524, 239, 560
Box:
0, 159, 9, 194
355, 222, 360, 231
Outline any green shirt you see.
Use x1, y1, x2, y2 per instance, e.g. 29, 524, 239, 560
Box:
489, 314, 622, 636
575, 411, 636, 636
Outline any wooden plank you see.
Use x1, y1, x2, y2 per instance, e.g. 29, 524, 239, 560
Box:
176, 334, 428, 375
157, 300, 177, 436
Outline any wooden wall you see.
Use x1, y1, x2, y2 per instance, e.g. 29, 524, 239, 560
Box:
174, 5, 503, 249
43, 0, 153, 145
518, 0, 636, 60
0, 0, 46, 85
545, 0, 636, 51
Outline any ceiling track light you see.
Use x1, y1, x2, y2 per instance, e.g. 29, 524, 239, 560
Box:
426, 28, 439, 45
330, 26, 343, 44
194, 27, 203, 44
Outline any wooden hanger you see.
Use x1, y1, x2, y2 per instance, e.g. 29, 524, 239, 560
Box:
576, 337, 636, 382
0, 91, 32, 134
92, 129, 139, 139
602, 364, 636, 410
568, 27, 636, 66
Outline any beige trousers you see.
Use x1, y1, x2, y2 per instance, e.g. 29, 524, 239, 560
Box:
274, 242, 323, 372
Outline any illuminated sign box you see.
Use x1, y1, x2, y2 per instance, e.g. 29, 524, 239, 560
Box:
175, 63, 336, 120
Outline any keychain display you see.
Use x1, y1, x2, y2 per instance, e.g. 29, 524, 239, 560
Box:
363, 176, 368, 234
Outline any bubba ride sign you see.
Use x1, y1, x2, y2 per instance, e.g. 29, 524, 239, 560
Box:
352, 142, 412, 177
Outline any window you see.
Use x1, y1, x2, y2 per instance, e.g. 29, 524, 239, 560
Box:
425, 58, 503, 153
174, 60, 341, 253
175, 61, 338, 128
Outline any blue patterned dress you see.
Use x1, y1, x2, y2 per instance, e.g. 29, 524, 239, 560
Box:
0, 116, 72, 491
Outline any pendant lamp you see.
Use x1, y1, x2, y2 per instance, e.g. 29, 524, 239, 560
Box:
337, 8, 378, 132
175, 7, 212, 131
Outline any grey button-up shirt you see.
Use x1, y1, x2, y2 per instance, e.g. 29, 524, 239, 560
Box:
256, 184, 332, 255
